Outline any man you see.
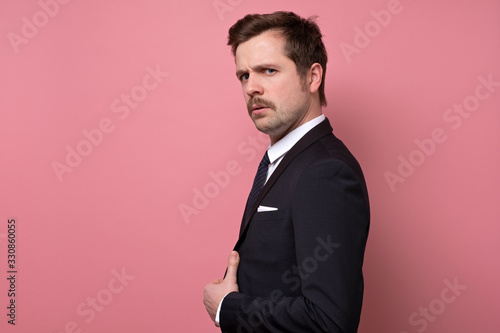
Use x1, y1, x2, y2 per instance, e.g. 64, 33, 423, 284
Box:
203, 11, 370, 332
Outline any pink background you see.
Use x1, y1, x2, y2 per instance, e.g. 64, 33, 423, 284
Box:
1, 0, 499, 332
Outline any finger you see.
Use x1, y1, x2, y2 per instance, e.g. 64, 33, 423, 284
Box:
224, 251, 240, 284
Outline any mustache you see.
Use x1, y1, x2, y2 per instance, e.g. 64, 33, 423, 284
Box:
247, 97, 276, 113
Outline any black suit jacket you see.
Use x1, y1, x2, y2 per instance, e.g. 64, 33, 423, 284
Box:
220, 118, 370, 333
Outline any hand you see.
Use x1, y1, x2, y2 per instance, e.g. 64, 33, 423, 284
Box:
203, 251, 240, 326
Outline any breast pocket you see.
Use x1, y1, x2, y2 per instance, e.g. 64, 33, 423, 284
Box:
245, 207, 294, 268
252, 208, 284, 222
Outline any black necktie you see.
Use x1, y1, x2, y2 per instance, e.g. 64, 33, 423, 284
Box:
246, 151, 270, 218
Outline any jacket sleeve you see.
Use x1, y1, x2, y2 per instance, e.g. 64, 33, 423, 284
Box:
219, 159, 370, 333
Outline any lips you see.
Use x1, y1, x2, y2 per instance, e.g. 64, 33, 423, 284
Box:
251, 105, 270, 116
252, 105, 267, 111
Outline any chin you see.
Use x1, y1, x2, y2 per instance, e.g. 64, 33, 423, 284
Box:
253, 118, 283, 136
254, 124, 270, 135
256, 125, 284, 140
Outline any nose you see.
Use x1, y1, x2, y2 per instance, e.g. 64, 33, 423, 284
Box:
244, 74, 264, 97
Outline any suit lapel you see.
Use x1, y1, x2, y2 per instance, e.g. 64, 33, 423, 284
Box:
237, 118, 333, 240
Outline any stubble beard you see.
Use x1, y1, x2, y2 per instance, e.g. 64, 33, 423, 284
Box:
248, 98, 288, 137
247, 96, 280, 135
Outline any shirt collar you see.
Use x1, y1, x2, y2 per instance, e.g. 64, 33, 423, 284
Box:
267, 114, 325, 164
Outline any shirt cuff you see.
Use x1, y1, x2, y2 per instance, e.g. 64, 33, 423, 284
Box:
215, 293, 229, 326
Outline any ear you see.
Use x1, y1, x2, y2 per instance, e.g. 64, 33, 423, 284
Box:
307, 63, 323, 94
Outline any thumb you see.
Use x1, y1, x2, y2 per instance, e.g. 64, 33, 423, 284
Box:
225, 251, 240, 284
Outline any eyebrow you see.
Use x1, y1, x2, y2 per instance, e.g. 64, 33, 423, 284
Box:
235, 64, 279, 78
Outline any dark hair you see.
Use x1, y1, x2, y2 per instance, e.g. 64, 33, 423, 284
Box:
228, 11, 328, 106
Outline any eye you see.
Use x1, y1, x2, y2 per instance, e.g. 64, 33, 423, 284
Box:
240, 73, 249, 82
265, 68, 276, 74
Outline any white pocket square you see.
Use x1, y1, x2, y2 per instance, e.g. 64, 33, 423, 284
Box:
257, 205, 278, 212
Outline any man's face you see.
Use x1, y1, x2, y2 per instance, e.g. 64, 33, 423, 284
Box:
235, 30, 313, 144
